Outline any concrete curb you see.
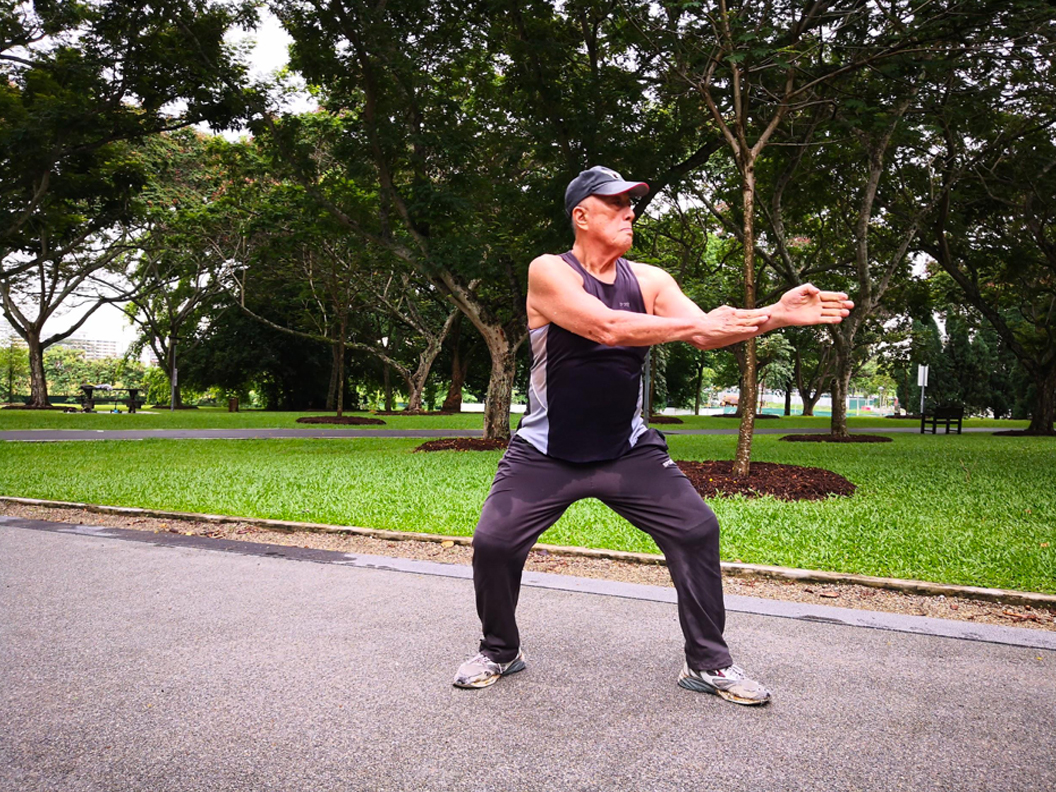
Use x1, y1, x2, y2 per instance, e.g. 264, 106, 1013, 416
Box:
3, 494, 1054, 610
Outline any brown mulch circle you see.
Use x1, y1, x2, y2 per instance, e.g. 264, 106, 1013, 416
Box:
676, 460, 856, 501
373, 410, 454, 416
779, 433, 893, 443
649, 415, 684, 424
1, 404, 67, 410
992, 430, 1056, 437
415, 438, 509, 452
296, 415, 386, 425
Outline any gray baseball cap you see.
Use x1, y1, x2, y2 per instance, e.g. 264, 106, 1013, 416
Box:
564, 166, 648, 217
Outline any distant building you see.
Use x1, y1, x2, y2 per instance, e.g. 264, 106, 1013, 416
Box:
55, 336, 121, 360
1, 318, 130, 359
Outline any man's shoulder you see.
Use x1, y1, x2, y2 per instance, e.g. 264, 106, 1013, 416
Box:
530, 252, 568, 268
626, 260, 675, 286
528, 253, 577, 284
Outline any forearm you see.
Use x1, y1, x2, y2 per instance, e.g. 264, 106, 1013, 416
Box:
594, 310, 703, 347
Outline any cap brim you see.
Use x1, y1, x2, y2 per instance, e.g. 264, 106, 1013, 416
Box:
592, 180, 649, 199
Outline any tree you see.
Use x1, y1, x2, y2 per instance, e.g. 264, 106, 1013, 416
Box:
924, 94, 1056, 432
126, 130, 241, 409
263, 0, 745, 439
1, 0, 254, 280
0, 220, 139, 406
1, 0, 254, 405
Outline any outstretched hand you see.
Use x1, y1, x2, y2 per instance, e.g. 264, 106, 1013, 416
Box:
776, 284, 854, 327
688, 305, 771, 349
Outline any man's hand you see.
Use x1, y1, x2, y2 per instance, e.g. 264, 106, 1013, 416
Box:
688, 305, 771, 350
772, 284, 854, 328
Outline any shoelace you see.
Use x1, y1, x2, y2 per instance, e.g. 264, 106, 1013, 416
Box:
715, 664, 746, 680
471, 653, 499, 671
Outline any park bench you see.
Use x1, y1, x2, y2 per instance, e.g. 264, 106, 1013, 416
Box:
920, 405, 964, 434
77, 385, 145, 414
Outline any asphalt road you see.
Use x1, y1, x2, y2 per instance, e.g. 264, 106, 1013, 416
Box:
3, 520, 1054, 792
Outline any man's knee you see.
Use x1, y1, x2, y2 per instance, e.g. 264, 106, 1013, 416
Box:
471, 524, 525, 565
676, 509, 721, 550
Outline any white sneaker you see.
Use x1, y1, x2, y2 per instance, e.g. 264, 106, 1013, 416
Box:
678, 662, 772, 705
452, 649, 527, 689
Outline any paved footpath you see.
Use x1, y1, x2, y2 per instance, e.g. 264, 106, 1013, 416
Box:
2, 518, 1054, 792
0, 425, 998, 442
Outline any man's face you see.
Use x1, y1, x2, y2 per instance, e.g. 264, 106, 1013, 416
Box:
577, 193, 635, 253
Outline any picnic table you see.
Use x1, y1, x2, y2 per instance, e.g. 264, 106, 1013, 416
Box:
78, 385, 145, 414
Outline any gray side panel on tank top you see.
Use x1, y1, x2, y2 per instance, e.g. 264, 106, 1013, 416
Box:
516, 324, 550, 455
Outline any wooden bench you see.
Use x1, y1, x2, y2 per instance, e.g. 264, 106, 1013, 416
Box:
920, 405, 964, 434
77, 385, 145, 413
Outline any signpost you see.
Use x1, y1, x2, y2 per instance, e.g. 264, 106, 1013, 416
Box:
917, 364, 929, 416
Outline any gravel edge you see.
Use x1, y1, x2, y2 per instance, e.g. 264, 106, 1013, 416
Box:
2, 496, 1053, 632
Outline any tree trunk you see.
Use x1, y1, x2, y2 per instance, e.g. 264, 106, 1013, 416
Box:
800, 393, 819, 416
1027, 364, 1056, 434
441, 314, 466, 412
732, 162, 758, 478
733, 339, 758, 475
478, 326, 517, 441
327, 340, 342, 413
403, 372, 424, 412
830, 345, 853, 438
383, 363, 393, 411
442, 355, 468, 413
26, 331, 49, 407
335, 340, 346, 417
693, 361, 704, 415
403, 343, 443, 413
784, 384, 792, 416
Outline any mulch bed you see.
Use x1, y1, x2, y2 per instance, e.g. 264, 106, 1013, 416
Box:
648, 415, 684, 424
296, 415, 386, 425
414, 438, 509, 452
676, 460, 856, 501
779, 433, 892, 443
0, 404, 67, 410
412, 438, 854, 501
992, 430, 1056, 437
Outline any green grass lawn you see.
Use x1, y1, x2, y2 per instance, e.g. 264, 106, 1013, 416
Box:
0, 407, 487, 431
0, 406, 1030, 432
1, 432, 1052, 593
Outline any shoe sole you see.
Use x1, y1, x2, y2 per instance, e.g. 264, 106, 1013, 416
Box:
453, 656, 527, 689
678, 675, 771, 706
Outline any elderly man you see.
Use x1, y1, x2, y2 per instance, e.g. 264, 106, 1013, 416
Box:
454, 166, 853, 705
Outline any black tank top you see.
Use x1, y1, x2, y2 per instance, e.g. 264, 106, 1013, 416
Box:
517, 251, 649, 462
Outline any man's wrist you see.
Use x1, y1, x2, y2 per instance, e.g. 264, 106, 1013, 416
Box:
761, 303, 788, 331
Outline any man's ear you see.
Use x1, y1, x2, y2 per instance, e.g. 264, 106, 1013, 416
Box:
572, 204, 589, 233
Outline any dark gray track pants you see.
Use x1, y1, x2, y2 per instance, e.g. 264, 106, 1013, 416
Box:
472, 429, 733, 672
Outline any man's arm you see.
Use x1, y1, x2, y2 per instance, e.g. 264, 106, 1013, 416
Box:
526, 255, 770, 347
645, 264, 853, 349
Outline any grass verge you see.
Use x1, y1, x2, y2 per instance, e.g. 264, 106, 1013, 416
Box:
1, 432, 1052, 593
